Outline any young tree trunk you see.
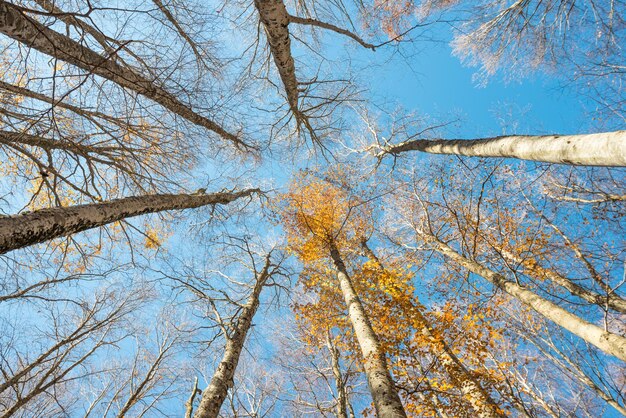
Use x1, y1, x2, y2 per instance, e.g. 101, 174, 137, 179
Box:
328, 241, 407, 418
0, 189, 258, 254
0, 1, 246, 149
360, 240, 504, 418
426, 236, 626, 362
326, 329, 349, 418
185, 377, 200, 418
379, 131, 626, 166
193, 256, 272, 418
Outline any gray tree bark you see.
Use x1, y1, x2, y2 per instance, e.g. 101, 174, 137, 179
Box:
328, 241, 407, 418
0, 1, 247, 149
378, 131, 626, 166
193, 255, 272, 418
254, 0, 300, 115
0, 189, 258, 254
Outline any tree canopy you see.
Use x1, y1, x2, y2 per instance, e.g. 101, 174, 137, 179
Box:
0, 0, 624, 417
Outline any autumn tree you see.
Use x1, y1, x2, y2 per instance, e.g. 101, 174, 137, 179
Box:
281, 171, 408, 417
382, 159, 625, 407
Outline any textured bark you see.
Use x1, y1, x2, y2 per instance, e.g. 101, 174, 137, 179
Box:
0, 1, 246, 148
193, 256, 271, 418
498, 248, 626, 314
254, 0, 299, 113
381, 131, 626, 166
428, 237, 626, 362
328, 242, 407, 418
360, 240, 504, 418
326, 330, 349, 418
0, 189, 258, 254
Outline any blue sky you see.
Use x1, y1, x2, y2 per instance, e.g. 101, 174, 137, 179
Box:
1, 2, 623, 416
364, 38, 592, 138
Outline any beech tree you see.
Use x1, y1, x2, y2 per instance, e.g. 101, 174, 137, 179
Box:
192, 251, 283, 418
281, 173, 408, 417
0, 0, 623, 416
385, 161, 626, 373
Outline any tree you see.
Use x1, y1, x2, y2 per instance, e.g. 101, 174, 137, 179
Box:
360, 239, 504, 418
281, 172, 408, 417
0, 188, 258, 254
0, 285, 147, 417
372, 130, 626, 167
0, 0, 623, 415
193, 251, 283, 418
0, 0, 248, 149
386, 162, 626, 361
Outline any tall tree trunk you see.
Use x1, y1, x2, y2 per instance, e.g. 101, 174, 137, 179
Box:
426, 236, 626, 362
326, 329, 349, 418
0, 189, 258, 254
0, 1, 246, 149
360, 240, 504, 418
328, 241, 407, 418
193, 255, 272, 418
496, 247, 626, 314
378, 131, 626, 166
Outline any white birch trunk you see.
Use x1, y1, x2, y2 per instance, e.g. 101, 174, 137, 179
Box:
0, 189, 258, 254
193, 257, 271, 418
0, 1, 246, 148
328, 242, 407, 418
381, 131, 626, 166
428, 237, 626, 362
